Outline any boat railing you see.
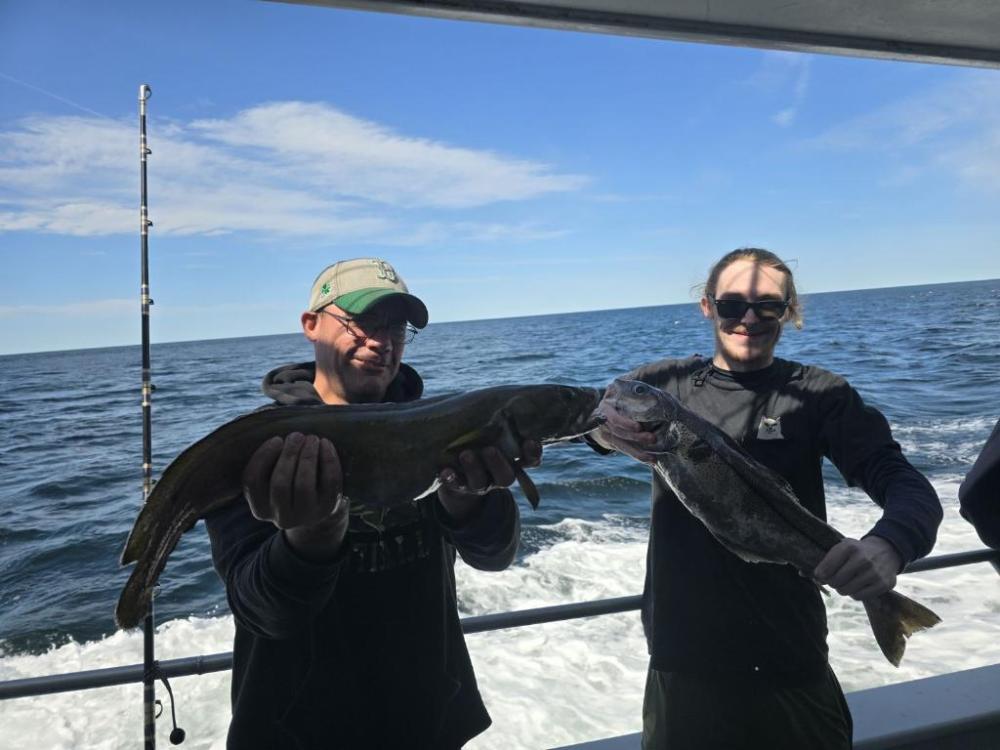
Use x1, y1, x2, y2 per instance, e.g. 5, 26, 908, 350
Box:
1, 546, 997, 702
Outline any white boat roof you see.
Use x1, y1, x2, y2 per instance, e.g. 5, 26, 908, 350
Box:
269, 0, 1000, 68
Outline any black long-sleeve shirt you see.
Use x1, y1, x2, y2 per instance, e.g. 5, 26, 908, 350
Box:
627, 357, 942, 683
959, 417, 1000, 549
205, 362, 520, 749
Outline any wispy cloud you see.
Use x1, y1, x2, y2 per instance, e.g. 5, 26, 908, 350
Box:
381, 221, 570, 246
0, 298, 134, 318
747, 51, 812, 128
805, 72, 1000, 192
0, 101, 590, 238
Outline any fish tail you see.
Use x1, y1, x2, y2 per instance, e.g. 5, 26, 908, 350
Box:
863, 590, 942, 667
513, 463, 540, 509
115, 502, 199, 629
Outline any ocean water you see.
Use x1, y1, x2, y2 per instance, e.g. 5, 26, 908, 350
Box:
1, 278, 999, 749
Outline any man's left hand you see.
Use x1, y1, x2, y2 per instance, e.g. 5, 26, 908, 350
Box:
813, 536, 902, 600
437, 440, 542, 523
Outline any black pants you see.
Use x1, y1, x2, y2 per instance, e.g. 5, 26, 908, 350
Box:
641, 666, 853, 750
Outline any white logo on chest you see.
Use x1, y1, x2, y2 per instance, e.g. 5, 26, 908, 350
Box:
757, 415, 784, 440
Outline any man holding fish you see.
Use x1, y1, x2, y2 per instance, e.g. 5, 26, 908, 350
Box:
205, 258, 539, 749
592, 248, 943, 750
960, 418, 1000, 549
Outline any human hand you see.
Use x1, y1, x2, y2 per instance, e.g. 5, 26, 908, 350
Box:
437, 439, 542, 523
242, 432, 348, 561
813, 536, 902, 600
591, 396, 661, 463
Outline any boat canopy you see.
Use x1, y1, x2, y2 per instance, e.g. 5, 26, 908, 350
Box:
269, 0, 1000, 68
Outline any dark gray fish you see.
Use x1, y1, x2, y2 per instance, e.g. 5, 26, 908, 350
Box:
603, 377, 940, 667
116, 384, 604, 629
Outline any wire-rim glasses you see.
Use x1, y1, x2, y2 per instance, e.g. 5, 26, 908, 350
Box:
319, 309, 418, 345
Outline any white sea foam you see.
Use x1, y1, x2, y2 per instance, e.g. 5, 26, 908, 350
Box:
890, 415, 998, 465
2, 482, 998, 750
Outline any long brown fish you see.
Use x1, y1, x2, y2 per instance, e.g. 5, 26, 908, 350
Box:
602, 377, 940, 667
116, 384, 604, 629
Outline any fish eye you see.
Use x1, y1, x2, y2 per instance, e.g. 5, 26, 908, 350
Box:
632, 383, 648, 395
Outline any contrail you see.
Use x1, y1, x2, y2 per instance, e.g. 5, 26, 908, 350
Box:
0, 71, 115, 120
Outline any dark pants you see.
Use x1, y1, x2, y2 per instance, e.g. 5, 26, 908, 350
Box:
641, 666, 853, 750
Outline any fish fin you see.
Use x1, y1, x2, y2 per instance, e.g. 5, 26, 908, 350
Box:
514, 464, 541, 509
120, 504, 198, 565
714, 536, 776, 564
120, 502, 157, 565
414, 480, 440, 501
446, 428, 485, 452
446, 420, 504, 452
686, 439, 714, 462
863, 590, 942, 667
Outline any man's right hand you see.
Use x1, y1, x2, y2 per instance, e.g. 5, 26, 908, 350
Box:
242, 432, 348, 562
592, 396, 661, 464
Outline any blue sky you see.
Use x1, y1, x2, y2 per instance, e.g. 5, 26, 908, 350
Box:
1, 1, 998, 355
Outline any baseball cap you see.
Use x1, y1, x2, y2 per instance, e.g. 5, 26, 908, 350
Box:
308, 258, 428, 329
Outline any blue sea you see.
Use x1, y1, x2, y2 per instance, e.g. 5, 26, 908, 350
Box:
1, 279, 999, 749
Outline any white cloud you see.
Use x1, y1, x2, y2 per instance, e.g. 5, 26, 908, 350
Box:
380, 221, 571, 246
189, 102, 588, 208
749, 51, 812, 127
0, 298, 134, 318
805, 72, 1000, 192
772, 108, 796, 127
0, 102, 589, 238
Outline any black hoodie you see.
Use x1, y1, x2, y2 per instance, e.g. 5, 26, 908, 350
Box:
960, 417, 1000, 549
205, 362, 520, 749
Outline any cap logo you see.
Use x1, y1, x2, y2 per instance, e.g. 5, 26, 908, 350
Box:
374, 260, 397, 283
320, 282, 332, 297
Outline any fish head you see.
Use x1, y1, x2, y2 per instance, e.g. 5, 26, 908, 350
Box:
602, 378, 678, 425
503, 385, 606, 443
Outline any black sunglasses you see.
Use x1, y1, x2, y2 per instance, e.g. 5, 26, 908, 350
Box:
708, 295, 789, 321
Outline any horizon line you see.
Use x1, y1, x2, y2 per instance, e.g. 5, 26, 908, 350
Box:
3, 275, 997, 358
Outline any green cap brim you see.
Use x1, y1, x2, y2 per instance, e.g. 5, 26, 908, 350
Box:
334, 288, 429, 329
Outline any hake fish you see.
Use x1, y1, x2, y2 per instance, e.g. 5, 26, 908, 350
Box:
602, 377, 940, 667
116, 384, 604, 629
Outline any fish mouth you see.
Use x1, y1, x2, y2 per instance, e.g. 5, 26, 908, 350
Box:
577, 408, 607, 435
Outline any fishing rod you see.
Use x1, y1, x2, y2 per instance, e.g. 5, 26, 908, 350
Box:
137, 83, 185, 749
138, 81, 157, 750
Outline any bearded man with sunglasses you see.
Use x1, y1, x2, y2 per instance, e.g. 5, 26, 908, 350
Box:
592, 248, 942, 750
205, 258, 533, 749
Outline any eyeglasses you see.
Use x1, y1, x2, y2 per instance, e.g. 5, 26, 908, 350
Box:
707, 295, 789, 321
319, 309, 418, 345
